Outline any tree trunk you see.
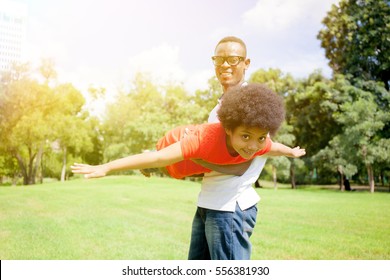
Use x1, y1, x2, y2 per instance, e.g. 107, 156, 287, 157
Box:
380, 170, 384, 187
33, 144, 44, 184
272, 165, 277, 190
290, 159, 296, 189
28, 153, 36, 185
12, 176, 18, 186
367, 164, 375, 193
362, 145, 375, 193
61, 147, 67, 182
39, 150, 46, 184
337, 165, 345, 191
15, 152, 28, 185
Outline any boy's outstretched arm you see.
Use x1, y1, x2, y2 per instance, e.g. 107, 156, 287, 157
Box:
71, 142, 184, 179
267, 142, 306, 158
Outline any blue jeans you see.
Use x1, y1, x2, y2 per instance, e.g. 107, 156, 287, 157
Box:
188, 203, 258, 260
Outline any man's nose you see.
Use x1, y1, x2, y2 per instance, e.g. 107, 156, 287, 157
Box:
221, 60, 230, 67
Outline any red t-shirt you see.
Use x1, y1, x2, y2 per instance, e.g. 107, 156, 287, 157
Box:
156, 123, 272, 179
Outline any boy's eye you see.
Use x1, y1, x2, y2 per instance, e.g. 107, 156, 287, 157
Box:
258, 136, 266, 142
241, 135, 250, 141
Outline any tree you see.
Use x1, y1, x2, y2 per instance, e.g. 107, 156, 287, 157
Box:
313, 137, 358, 190
0, 153, 19, 185
250, 68, 303, 188
333, 86, 390, 192
52, 84, 93, 182
285, 72, 345, 157
192, 76, 222, 121
102, 73, 210, 167
318, 0, 390, 89
311, 77, 390, 192
250, 68, 296, 97
39, 58, 57, 85
0, 76, 59, 185
1, 63, 55, 184
264, 122, 296, 189
285, 72, 352, 185
103, 74, 171, 163
0, 63, 92, 184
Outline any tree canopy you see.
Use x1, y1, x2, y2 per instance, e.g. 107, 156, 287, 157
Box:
318, 0, 390, 89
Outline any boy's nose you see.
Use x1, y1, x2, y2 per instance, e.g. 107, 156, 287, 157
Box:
247, 141, 260, 151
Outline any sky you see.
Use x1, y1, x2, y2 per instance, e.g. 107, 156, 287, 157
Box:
8, 0, 339, 107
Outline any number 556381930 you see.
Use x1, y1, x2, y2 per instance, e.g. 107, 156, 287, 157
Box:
215, 266, 270, 276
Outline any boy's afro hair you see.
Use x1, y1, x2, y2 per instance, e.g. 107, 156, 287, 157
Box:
217, 83, 285, 136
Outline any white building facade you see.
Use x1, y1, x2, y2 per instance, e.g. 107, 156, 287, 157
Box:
0, 0, 27, 71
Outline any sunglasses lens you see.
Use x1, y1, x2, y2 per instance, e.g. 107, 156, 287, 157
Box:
212, 56, 225, 66
212, 56, 243, 66
227, 56, 240, 65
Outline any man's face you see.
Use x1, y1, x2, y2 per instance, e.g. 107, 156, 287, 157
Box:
214, 42, 250, 91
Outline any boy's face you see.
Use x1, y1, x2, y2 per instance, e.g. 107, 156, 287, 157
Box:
225, 126, 269, 159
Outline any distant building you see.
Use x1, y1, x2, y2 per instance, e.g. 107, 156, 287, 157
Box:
0, 0, 27, 71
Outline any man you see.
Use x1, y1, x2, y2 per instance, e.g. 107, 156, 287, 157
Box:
188, 36, 268, 260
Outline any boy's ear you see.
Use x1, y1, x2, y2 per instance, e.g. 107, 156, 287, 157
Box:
225, 127, 233, 136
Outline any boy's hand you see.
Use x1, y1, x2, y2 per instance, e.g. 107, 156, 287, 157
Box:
291, 146, 306, 158
71, 163, 108, 179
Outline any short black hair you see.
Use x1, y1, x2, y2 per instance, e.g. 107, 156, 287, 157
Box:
215, 36, 247, 57
217, 83, 285, 136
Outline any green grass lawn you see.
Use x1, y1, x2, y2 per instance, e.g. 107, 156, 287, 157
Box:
0, 175, 389, 260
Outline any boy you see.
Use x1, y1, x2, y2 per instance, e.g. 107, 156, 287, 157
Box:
71, 83, 305, 179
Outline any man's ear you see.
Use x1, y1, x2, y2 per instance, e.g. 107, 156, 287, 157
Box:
244, 58, 250, 70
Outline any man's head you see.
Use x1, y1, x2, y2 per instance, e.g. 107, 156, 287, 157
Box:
213, 36, 250, 92
217, 83, 285, 159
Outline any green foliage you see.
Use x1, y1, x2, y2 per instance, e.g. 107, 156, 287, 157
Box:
164, 84, 208, 125
39, 58, 57, 83
0, 154, 19, 180
0, 63, 92, 184
192, 76, 222, 119
103, 76, 171, 160
249, 68, 301, 186
285, 72, 343, 156
102, 73, 210, 162
264, 156, 291, 183
333, 87, 390, 171
249, 68, 297, 96
311, 76, 390, 188
318, 0, 390, 89
81, 117, 104, 165
0, 72, 57, 184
